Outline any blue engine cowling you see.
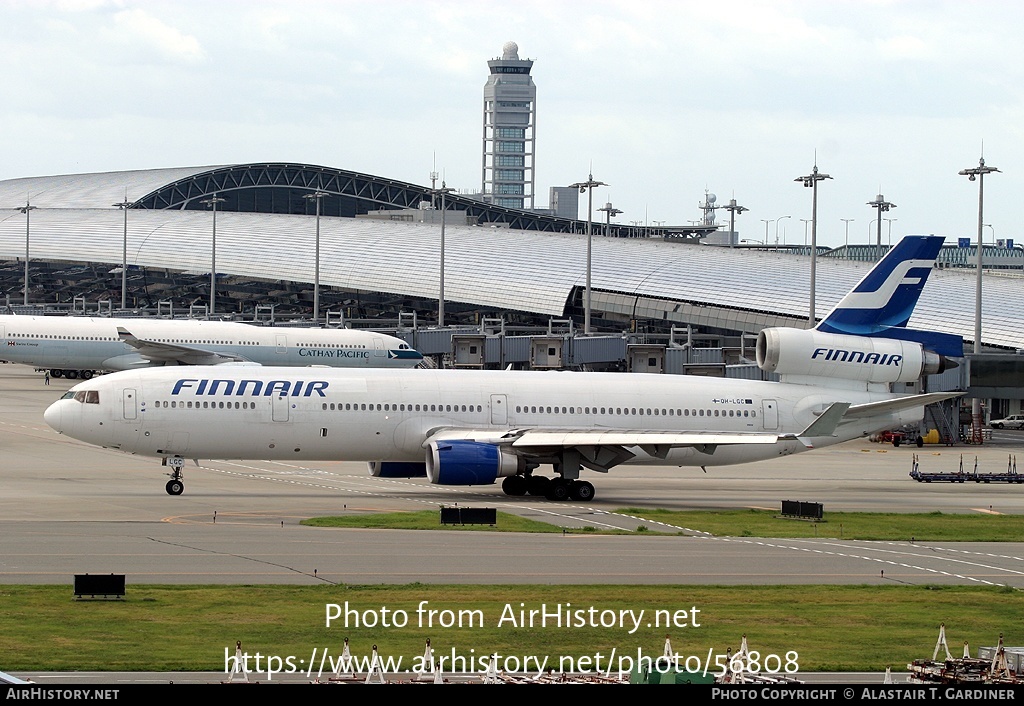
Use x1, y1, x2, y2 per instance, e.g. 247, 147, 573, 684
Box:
367, 461, 428, 478
426, 440, 522, 485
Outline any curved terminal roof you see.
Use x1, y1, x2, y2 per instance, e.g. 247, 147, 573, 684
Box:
0, 165, 1021, 350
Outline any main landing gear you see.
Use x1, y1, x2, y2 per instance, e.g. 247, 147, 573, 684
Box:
164, 457, 185, 496
49, 369, 94, 380
501, 474, 595, 502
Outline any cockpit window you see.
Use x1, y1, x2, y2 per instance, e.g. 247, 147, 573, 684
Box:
72, 391, 100, 404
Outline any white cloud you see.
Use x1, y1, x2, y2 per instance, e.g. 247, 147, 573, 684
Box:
111, 7, 205, 64
876, 34, 932, 60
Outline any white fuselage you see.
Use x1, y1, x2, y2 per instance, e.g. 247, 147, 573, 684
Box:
0, 315, 421, 370
45, 367, 922, 469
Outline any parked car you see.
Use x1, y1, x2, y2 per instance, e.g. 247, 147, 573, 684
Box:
989, 415, 1024, 430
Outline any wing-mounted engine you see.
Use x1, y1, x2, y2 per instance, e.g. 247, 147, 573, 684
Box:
425, 440, 524, 485
757, 328, 955, 384
367, 461, 427, 478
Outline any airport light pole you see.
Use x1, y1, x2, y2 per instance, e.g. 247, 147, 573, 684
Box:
113, 195, 132, 310
796, 164, 832, 325
760, 219, 769, 246
720, 198, 748, 248
884, 218, 898, 246
841, 218, 855, 259
427, 180, 455, 327
800, 219, 811, 246
18, 200, 36, 306
200, 194, 225, 316
959, 156, 1000, 444
598, 202, 623, 238
866, 194, 895, 262
569, 173, 607, 335
774, 215, 790, 248
303, 191, 329, 323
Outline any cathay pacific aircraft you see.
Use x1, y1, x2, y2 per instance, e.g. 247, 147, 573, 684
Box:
1, 316, 422, 376
45, 236, 962, 501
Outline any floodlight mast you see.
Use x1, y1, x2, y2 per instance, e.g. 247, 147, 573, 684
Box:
113, 194, 132, 310
569, 173, 607, 335
17, 199, 37, 306
303, 191, 329, 323
795, 164, 832, 325
866, 193, 895, 263
200, 195, 226, 316
959, 156, 1000, 444
427, 179, 456, 327
720, 198, 748, 248
597, 201, 623, 238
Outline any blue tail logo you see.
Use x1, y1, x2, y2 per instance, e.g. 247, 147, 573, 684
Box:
817, 236, 963, 357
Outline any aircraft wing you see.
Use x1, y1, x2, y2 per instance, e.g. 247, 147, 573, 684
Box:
424, 402, 851, 468
117, 326, 250, 366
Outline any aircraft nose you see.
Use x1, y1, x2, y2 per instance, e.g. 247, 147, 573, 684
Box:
43, 400, 62, 432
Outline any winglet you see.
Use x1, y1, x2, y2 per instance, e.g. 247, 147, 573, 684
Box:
784, 402, 851, 448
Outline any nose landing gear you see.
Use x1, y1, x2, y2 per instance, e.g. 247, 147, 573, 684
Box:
163, 457, 185, 495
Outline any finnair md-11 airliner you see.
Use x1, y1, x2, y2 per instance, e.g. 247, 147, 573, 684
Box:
45, 236, 963, 501
1, 316, 423, 376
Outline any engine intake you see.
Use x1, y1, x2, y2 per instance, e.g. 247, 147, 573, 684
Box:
426, 440, 522, 485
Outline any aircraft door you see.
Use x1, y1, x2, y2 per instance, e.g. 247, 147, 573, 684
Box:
123, 388, 138, 420
272, 394, 290, 422
275, 334, 287, 355
490, 394, 508, 425
373, 337, 385, 358
762, 399, 778, 431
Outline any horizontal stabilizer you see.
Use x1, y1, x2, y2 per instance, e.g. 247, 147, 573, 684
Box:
846, 391, 963, 419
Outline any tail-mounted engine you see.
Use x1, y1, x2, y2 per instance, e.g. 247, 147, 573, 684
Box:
757, 328, 954, 384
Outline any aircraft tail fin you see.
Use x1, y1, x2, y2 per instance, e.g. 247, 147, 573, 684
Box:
816, 235, 944, 336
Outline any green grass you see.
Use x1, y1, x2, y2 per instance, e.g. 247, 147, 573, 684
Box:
301, 511, 640, 534
1, 584, 1020, 673
616, 508, 1024, 542
302, 508, 1024, 541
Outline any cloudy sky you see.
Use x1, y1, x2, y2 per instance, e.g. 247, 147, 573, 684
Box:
2, 0, 1022, 248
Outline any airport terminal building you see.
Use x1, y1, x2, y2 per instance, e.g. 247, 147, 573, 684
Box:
1, 162, 1023, 425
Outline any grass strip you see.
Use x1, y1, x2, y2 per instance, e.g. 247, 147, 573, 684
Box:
1, 584, 1020, 672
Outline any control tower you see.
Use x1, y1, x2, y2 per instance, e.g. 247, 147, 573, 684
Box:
482, 41, 536, 210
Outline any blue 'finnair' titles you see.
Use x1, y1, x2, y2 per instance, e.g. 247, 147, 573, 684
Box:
171, 378, 329, 397
811, 348, 903, 366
